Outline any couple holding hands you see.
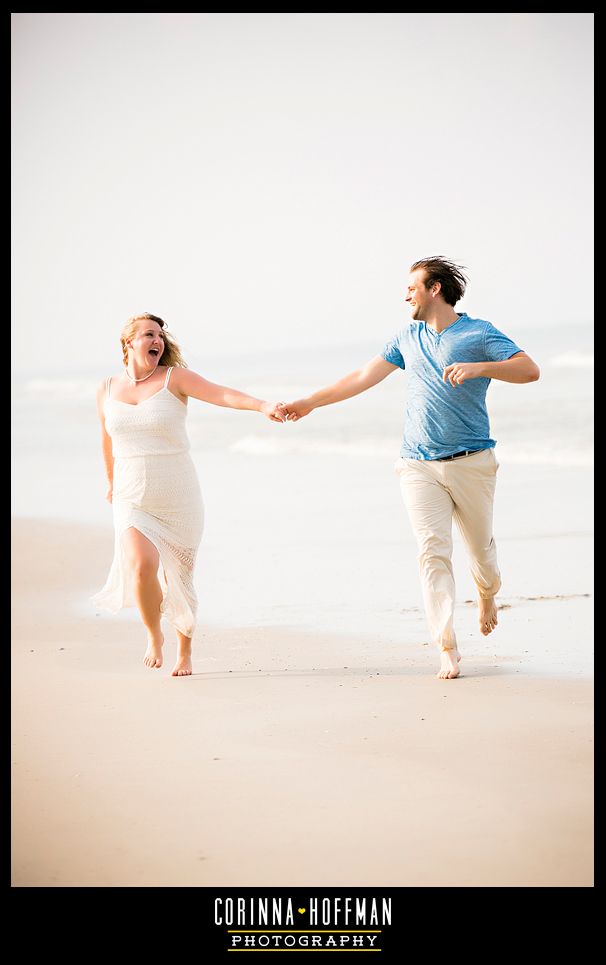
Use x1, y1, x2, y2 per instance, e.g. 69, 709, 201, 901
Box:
93, 256, 540, 680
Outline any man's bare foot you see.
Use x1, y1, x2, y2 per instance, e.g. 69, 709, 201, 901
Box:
478, 596, 498, 636
143, 633, 164, 669
437, 646, 461, 679
171, 654, 192, 677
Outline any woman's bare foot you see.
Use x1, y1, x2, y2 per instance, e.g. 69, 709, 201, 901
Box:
478, 596, 498, 636
171, 654, 192, 677
437, 646, 461, 679
173, 631, 193, 676
143, 632, 164, 669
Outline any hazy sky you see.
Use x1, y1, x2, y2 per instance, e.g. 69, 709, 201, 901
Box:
12, 13, 593, 377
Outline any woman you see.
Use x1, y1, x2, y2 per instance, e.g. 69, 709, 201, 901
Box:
92, 313, 286, 676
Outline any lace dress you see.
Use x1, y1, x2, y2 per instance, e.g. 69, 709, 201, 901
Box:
92, 366, 204, 636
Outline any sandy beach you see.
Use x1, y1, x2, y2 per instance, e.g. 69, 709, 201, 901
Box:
12, 515, 593, 887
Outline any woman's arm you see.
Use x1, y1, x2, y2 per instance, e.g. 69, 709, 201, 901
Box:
170, 369, 286, 422
96, 382, 114, 502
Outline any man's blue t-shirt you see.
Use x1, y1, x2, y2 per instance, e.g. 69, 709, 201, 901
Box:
381, 313, 523, 460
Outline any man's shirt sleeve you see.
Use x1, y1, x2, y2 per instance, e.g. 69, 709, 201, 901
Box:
381, 332, 405, 369
483, 322, 523, 361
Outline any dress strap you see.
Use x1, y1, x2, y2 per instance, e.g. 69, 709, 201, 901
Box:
164, 366, 174, 388
106, 376, 112, 399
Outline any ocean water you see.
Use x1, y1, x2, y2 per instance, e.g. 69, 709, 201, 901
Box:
12, 323, 594, 673
12, 323, 593, 524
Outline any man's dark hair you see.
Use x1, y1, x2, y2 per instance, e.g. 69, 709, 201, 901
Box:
410, 256, 469, 306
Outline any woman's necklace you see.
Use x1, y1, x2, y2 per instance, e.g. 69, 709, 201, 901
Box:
124, 365, 157, 383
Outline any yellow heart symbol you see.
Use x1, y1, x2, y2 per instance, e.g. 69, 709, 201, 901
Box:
298, 907, 306, 914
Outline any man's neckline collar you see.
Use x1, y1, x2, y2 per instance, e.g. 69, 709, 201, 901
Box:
425, 312, 466, 335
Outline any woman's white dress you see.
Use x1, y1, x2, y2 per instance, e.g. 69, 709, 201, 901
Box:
92, 366, 204, 636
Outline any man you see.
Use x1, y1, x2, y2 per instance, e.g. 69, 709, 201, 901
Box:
283, 256, 540, 679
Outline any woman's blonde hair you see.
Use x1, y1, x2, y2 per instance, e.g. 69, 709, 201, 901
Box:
120, 313, 188, 368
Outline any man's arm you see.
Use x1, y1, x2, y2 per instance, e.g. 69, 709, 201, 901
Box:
284, 355, 398, 421
443, 352, 540, 387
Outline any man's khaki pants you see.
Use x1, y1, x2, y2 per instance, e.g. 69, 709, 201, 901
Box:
396, 448, 501, 649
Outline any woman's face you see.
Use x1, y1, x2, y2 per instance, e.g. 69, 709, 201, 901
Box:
127, 322, 165, 365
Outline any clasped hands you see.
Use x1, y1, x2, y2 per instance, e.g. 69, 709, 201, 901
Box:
260, 400, 312, 423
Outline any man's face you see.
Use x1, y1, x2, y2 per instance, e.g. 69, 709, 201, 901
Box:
405, 269, 434, 320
